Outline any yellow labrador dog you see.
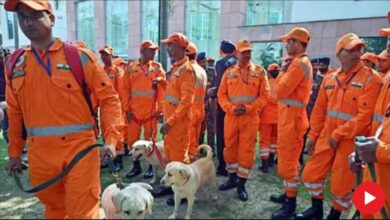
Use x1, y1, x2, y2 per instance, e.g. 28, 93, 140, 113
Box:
130, 140, 167, 184
161, 144, 217, 219
101, 182, 154, 219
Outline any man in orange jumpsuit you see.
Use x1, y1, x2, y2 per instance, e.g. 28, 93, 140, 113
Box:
348, 26, 390, 219
186, 42, 207, 162
258, 63, 279, 173
270, 27, 313, 219
4, 0, 121, 218
152, 33, 195, 204
294, 33, 382, 220
99, 46, 125, 171
361, 52, 378, 69
122, 40, 165, 179
218, 39, 269, 201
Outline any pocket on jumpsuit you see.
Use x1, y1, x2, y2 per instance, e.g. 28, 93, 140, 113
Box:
50, 74, 81, 110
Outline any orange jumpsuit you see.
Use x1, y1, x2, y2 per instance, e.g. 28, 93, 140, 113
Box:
189, 60, 207, 159
276, 53, 312, 198
361, 70, 390, 219
218, 62, 269, 179
6, 39, 121, 218
101, 64, 125, 154
122, 59, 165, 148
163, 56, 195, 163
259, 76, 278, 160
302, 62, 382, 211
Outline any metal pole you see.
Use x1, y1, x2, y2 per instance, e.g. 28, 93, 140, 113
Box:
13, 13, 19, 49
159, 0, 168, 70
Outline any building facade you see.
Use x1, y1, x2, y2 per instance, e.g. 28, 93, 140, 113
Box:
1, 0, 388, 69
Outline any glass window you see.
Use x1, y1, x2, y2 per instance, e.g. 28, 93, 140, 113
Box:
141, 0, 159, 44
252, 41, 284, 68
185, 0, 221, 59
6, 12, 14, 39
361, 37, 387, 55
76, 0, 95, 51
106, 0, 128, 58
246, 1, 284, 26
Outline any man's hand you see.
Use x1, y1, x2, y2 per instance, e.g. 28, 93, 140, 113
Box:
306, 139, 317, 156
101, 144, 116, 162
348, 152, 363, 174
6, 157, 23, 176
328, 137, 339, 150
127, 112, 135, 122
355, 137, 379, 163
233, 104, 246, 116
160, 123, 171, 135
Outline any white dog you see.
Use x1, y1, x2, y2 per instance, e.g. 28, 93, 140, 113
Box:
161, 144, 217, 219
130, 140, 167, 184
101, 182, 154, 219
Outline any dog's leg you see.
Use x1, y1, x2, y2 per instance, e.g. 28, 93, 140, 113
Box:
210, 173, 218, 201
185, 197, 195, 219
149, 165, 159, 185
169, 194, 180, 219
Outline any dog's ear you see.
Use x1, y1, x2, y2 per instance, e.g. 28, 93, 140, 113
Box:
112, 192, 127, 213
136, 182, 153, 192
145, 142, 152, 151
145, 195, 154, 215
179, 167, 190, 179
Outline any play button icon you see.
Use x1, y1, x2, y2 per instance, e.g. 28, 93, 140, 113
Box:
353, 182, 385, 214
364, 192, 375, 205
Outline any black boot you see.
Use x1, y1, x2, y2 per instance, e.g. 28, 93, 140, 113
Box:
113, 155, 123, 172
216, 168, 228, 176
125, 160, 142, 178
258, 159, 269, 173
271, 197, 296, 219
152, 186, 173, 197
218, 173, 238, 191
270, 193, 286, 204
143, 165, 154, 179
237, 177, 248, 201
326, 207, 341, 220
269, 154, 275, 168
294, 198, 323, 220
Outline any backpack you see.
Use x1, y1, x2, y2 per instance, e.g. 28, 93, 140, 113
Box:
7, 42, 95, 117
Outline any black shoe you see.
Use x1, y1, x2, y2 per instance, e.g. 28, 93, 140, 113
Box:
258, 159, 269, 173
294, 198, 323, 220
143, 165, 154, 179
219, 173, 238, 191
326, 207, 341, 220
166, 197, 187, 206
270, 193, 286, 204
271, 197, 296, 219
113, 155, 123, 172
125, 160, 142, 178
216, 168, 228, 177
152, 186, 173, 197
269, 154, 275, 168
237, 177, 248, 201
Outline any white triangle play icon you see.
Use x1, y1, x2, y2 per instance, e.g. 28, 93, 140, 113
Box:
365, 191, 376, 205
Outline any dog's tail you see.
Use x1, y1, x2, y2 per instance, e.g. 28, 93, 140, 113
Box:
197, 144, 213, 160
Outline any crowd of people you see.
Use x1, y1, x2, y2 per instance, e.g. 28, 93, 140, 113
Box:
1, 0, 390, 219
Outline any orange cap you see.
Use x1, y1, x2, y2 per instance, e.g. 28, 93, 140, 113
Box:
4, 0, 53, 14
379, 28, 390, 36
161, 32, 189, 48
267, 63, 280, 71
186, 42, 198, 55
236, 39, 252, 53
336, 33, 366, 54
140, 40, 160, 50
360, 52, 378, 64
279, 27, 311, 44
99, 46, 113, 55
377, 50, 390, 60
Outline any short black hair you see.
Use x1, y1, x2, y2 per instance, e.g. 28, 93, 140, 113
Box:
187, 54, 196, 61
